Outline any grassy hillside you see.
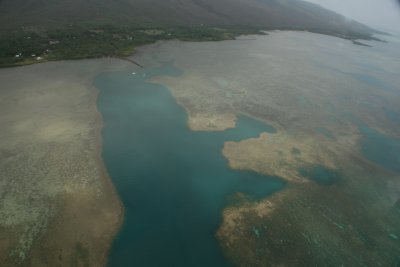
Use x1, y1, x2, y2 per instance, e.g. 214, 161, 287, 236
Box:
0, 0, 375, 33
0, 0, 380, 67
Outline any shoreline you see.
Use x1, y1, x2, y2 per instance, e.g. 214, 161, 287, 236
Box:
90, 83, 125, 267
0, 28, 385, 69
129, 32, 400, 266
0, 58, 133, 266
1, 30, 398, 266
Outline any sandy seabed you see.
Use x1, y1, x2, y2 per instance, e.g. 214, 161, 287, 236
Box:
135, 32, 400, 266
1, 31, 400, 266
0, 59, 134, 266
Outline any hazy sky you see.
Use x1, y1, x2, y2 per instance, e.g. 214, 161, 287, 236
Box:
305, 0, 400, 34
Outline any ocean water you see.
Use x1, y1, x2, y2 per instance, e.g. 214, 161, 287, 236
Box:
94, 32, 400, 266
299, 165, 341, 186
359, 125, 400, 174
95, 65, 285, 267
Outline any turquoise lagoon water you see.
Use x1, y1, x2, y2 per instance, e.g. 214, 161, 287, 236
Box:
359, 125, 400, 174
299, 165, 341, 186
385, 109, 400, 124
316, 127, 335, 140
319, 62, 400, 175
95, 65, 285, 267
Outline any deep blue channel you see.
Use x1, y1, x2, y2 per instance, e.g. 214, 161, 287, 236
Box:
95, 64, 285, 267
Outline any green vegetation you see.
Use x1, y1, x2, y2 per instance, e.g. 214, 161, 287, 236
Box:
0, 23, 380, 68
0, 25, 264, 67
0, 0, 382, 68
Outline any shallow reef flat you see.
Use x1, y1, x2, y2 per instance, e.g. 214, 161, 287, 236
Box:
1, 31, 399, 267
217, 151, 400, 266
0, 59, 132, 266
136, 31, 400, 266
